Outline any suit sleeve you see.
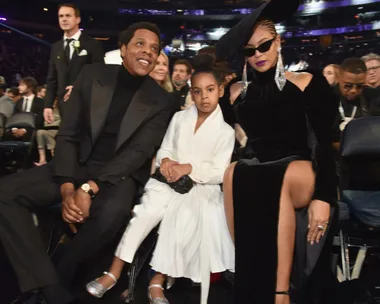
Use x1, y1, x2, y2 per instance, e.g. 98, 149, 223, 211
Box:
189, 129, 235, 185
52, 67, 86, 180
305, 73, 339, 204
96, 102, 173, 185
156, 113, 179, 164
45, 46, 58, 109
90, 39, 105, 64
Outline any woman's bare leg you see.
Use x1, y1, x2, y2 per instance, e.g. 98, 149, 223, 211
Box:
35, 148, 47, 166
275, 161, 315, 304
149, 272, 167, 299
96, 256, 126, 288
223, 162, 237, 243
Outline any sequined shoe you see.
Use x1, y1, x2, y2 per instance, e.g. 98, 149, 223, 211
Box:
148, 284, 169, 304
86, 271, 117, 298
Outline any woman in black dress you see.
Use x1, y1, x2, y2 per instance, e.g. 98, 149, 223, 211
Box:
216, 1, 339, 303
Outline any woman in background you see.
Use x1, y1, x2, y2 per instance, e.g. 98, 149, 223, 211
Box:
149, 51, 173, 93
323, 64, 340, 86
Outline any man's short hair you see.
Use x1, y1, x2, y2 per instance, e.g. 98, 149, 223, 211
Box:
9, 87, 20, 96
173, 59, 192, 75
119, 22, 161, 52
37, 85, 46, 93
20, 77, 38, 94
340, 58, 367, 74
361, 53, 380, 63
58, 3, 81, 17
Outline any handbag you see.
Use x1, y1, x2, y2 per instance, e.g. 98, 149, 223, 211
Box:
151, 168, 194, 194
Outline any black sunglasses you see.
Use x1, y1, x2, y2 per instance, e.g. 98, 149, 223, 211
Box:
343, 83, 364, 90
242, 38, 276, 58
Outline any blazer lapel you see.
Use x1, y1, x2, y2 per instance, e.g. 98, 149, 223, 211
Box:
116, 78, 156, 150
69, 34, 85, 66
90, 67, 118, 142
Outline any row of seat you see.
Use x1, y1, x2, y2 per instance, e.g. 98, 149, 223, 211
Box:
335, 116, 380, 288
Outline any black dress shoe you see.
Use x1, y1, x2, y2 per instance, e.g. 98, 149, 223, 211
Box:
10, 291, 48, 304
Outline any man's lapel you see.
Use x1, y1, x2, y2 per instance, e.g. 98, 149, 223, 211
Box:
116, 78, 157, 150
90, 66, 118, 143
57, 40, 69, 71
69, 34, 86, 67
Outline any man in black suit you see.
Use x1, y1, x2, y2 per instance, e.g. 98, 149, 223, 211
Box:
44, 3, 104, 122
0, 22, 174, 304
5, 77, 44, 140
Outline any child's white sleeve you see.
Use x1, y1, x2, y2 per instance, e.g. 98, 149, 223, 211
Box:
189, 129, 235, 185
156, 113, 178, 165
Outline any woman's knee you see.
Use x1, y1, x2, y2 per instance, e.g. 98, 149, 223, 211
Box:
283, 161, 315, 207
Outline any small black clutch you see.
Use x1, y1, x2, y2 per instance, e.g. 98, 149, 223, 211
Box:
151, 168, 194, 194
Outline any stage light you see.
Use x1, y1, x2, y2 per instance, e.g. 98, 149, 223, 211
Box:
43, 8, 48, 11
0, 17, 7, 21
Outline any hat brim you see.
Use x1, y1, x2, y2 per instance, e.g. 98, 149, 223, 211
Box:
216, 0, 300, 61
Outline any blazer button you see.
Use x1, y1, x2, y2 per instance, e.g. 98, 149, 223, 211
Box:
121, 176, 126, 180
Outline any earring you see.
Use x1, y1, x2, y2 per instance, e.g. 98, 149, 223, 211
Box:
275, 47, 286, 91
241, 59, 249, 99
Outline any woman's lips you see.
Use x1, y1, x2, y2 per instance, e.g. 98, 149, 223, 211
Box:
256, 60, 267, 67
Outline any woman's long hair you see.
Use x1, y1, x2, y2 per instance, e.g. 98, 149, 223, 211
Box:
159, 52, 174, 93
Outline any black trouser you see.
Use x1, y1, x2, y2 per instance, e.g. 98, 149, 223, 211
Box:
0, 163, 136, 298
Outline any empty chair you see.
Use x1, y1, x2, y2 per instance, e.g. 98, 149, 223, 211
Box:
336, 116, 380, 282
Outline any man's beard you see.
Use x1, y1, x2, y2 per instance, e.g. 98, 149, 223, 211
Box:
173, 79, 187, 87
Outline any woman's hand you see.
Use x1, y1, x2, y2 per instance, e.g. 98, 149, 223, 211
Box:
160, 158, 179, 180
307, 200, 330, 245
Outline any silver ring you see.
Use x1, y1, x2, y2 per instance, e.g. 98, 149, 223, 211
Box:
317, 225, 324, 230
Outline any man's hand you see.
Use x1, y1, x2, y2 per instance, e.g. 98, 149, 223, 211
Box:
74, 190, 92, 220
169, 164, 192, 183
61, 183, 83, 223
74, 181, 99, 220
160, 158, 179, 180
63, 86, 73, 102
44, 108, 54, 124
12, 128, 27, 138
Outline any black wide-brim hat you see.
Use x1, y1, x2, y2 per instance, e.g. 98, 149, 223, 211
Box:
216, 0, 300, 61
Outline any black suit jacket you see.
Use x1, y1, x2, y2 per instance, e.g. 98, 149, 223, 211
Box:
53, 63, 174, 186
15, 96, 45, 129
45, 32, 104, 109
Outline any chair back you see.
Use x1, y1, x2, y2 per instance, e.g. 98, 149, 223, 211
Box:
340, 116, 380, 191
5, 112, 36, 129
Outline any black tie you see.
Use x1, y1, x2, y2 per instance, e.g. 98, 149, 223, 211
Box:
64, 38, 74, 62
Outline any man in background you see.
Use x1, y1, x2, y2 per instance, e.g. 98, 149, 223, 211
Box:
44, 3, 104, 122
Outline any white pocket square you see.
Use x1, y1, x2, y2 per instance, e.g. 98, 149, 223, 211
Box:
78, 49, 88, 56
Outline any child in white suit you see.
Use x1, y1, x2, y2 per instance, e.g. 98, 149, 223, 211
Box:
86, 66, 235, 304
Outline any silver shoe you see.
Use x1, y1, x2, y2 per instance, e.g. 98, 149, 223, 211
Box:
86, 271, 117, 298
148, 284, 169, 304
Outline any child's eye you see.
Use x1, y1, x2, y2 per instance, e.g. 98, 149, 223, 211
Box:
208, 88, 214, 92
193, 90, 200, 94
136, 41, 143, 47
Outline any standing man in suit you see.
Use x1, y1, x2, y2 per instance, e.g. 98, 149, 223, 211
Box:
44, 3, 104, 122
0, 22, 174, 304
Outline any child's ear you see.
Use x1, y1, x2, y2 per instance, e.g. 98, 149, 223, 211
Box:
219, 85, 225, 98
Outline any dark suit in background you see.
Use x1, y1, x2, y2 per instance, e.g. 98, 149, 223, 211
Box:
45, 32, 104, 118
0, 63, 174, 302
14, 96, 45, 129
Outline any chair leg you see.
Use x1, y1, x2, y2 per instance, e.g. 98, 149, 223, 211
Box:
351, 246, 368, 280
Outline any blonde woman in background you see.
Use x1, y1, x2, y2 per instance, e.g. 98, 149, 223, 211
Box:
323, 64, 340, 86
149, 51, 173, 174
149, 51, 173, 93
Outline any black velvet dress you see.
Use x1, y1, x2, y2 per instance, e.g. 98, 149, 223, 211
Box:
232, 67, 339, 303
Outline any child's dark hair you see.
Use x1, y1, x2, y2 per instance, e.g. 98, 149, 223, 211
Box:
191, 55, 222, 85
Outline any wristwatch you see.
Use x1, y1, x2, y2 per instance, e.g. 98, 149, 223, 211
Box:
81, 183, 95, 199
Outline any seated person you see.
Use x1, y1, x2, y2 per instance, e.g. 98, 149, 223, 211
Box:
86, 66, 235, 304
3, 77, 44, 141
0, 87, 20, 118
35, 100, 61, 166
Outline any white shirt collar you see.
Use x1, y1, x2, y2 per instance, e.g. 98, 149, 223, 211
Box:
64, 29, 82, 42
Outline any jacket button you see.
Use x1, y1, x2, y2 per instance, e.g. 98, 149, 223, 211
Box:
121, 176, 126, 180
